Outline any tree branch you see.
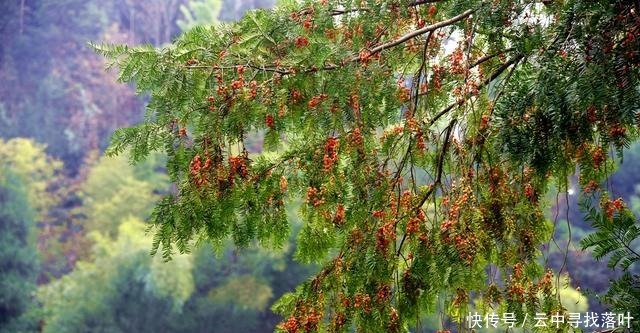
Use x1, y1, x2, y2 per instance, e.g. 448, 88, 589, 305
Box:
367, 9, 475, 57
426, 54, 524, 126
408, 0, 445, 7
396, 118, 456, 256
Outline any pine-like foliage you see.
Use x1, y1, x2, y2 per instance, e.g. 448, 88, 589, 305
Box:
580, 194, 640, 332
95, 0, 640, 331
580, 196, 640, 271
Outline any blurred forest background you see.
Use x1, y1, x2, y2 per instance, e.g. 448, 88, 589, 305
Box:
0, 0, 638, 332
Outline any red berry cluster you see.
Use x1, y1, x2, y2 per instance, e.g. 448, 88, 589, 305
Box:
524, 183, 535, 202
306, 187, 325, 207
453, 233, 478, 264
228, 155, 249, 179
302, 308, 321, 332
265, 114, 275, 129
332, 312, 346, 330
480, 114, 489, 130
389, 308, 400, 331
376, 220, 395, 255
290, 89, 303, 104
302, 17, 313, 31
400, 191, 412, 210
282, 316, 299, 333
450, 48, 465, 75
353, 293, 372, 313
323, 137, 339, 172
415, 131, 426, 151
538, 270, 553, 295
431, 64, 444, 90
592, 147, 604, 168
280, 176, 288, 192
359, 49, 372, 63
348, 128, 363, 147
583, 180, 599, 193
428, 4, 437, 17
507, 282, 525, 302
248, 80, 258, 99
349, 94, 360, 111
206, 95, 216, 111
215, 84, 228, 97
376, 284, 391, 301
230, 79, 243, 90
189, 154, 212, 188
397, 82, 411, 103
406, 210, 425, 236
295, 36, 309, 48
307, 94, 327, 109
603, 197, 624, 220
440, 219, 454, 236
332, 204, 346, 226
608, 123, 626, 142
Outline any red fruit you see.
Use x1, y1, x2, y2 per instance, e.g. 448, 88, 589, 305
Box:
323, 137, 339, 171
428, 5, 437, 17
333, 204, 346, 225
265, 114, 275, 129
592, 147, 604, 168
303, 17, 313, 30
524, 183, 535, 201
282, 316, 299, 333
294, 36, 309, 48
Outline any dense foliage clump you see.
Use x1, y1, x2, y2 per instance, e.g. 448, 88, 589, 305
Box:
96, 0, 640, 331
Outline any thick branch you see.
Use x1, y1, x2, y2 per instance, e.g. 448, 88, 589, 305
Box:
408, 0, 445, 6
418, 118, 456, 208
469, 48, 514, 68
426, 54, 524, 126
367, 9, 475, 56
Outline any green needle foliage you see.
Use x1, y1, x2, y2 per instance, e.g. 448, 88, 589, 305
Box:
95, 0, 640, 331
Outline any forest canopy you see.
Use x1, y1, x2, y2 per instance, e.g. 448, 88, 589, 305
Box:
95, 0, 640, 332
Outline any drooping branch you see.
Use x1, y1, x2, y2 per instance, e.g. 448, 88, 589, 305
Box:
395, 118, 456, 256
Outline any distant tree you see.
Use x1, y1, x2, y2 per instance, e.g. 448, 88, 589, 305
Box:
0, 138, 62, 218
96, 0, 640, 331
0, 168, 39, 333
0, 138, 68, 283
0, 0, 145, 172
37, 217, 194, 333
78, 152, 168, 238
177, 0, 222, 32
219, 0, 275, 21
